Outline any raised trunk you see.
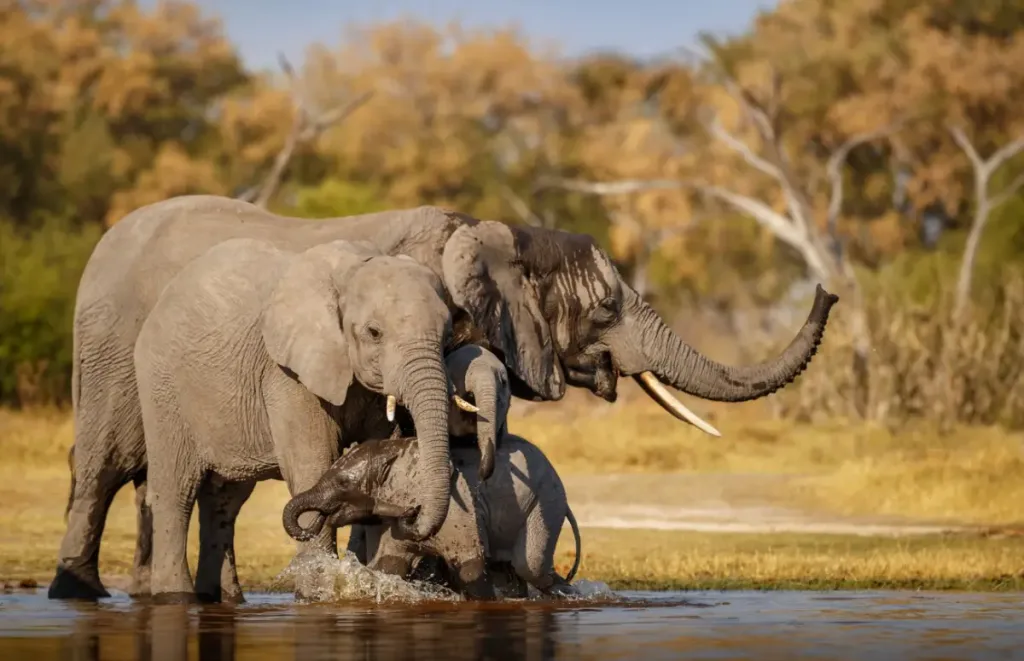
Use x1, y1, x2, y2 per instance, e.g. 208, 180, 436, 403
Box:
395, 347, 452, 540
282, 487, 328, 542
627, 284, 838, 402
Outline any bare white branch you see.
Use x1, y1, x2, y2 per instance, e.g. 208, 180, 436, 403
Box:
948, 125, 985, 178
949, 125, 1024, 316
990, 171, 1024, 210
704, 115, 785, 183
539, 175, 831, 282
983, 137, 1024, 179
499, 186, 545, 228
825, 121, 904, 242
243, 54, 374, 209
535, 177, 683, 196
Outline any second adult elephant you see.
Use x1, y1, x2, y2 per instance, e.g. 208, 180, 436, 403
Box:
132, 238, 460, 602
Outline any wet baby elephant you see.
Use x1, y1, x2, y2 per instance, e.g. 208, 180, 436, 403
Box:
282, 346, 581, 600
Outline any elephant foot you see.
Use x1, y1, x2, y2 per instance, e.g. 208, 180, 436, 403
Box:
151, 591, 200, 605
542, 577, 579, 600
48, 564, 110, 600
196, 587, 246, 605
128, 568, 152, 599
455, 559, 495, 601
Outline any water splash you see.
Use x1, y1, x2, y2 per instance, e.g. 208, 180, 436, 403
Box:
272, 551, 620, 605
274, 551, 462, 604
571, 579, 615, 599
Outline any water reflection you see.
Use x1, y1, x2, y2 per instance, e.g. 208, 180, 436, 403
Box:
48, 598, 573, 661
3, 590, 1023, 661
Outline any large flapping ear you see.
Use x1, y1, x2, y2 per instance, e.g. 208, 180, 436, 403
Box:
441, 222, 563, 400
262, 240, 378, 406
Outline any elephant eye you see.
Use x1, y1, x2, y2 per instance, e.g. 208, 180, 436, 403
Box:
365, 323, 383, 342
592, 297, 618, 323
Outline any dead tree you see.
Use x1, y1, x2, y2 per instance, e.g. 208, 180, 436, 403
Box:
947, 126, 1024, 317
537, 50, 902, 417
237, 53, 373, 208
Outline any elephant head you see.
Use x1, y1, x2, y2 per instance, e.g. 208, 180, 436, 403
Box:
444, 345, 510, 482
442, 222, 838, 435
262, 241, 455, 541
282, 438, 416, 541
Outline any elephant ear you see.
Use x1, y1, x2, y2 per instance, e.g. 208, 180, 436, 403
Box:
442, 221, 563, 400
262, 240, 379, 406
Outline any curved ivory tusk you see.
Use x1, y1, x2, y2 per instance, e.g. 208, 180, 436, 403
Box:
634, 372, 722, 437
452, 394, 479, 413
386, 394, 397, 422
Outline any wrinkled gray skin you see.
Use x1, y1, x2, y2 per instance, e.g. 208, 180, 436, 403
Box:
287, 345, 578, 600
130, 237, 455, 603
346, 344, 509, 567
284, 434, 580, 601
51, 195, 836, 600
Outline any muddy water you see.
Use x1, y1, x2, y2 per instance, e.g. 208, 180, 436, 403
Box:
1, 589, 1022, 660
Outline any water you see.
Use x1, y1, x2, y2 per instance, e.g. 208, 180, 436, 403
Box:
2, 588, 1022, 660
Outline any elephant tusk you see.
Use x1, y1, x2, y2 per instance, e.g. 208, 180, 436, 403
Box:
634, 372, 722, 437
386, 394, 397, 422
452, 394, 479, 413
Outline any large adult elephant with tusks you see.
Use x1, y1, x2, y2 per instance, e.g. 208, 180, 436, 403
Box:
49, 195, 838, 600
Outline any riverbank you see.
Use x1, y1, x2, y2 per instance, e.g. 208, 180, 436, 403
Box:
2, 407, 1022, 592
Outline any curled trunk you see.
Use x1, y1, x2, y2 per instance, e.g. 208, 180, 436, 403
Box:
628, 284, 838, 402
282, 487, 328, 542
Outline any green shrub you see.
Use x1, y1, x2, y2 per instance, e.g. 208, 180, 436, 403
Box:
0, 218, 102, 406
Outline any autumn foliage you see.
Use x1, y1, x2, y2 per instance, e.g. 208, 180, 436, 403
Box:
1, 0, 1023, 429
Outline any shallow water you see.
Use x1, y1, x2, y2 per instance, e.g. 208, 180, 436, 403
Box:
2, 588, 1022, 660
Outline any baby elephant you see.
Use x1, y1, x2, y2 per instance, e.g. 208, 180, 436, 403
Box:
282, 346, 581, 600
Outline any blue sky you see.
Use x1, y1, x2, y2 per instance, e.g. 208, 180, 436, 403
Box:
184, 0, 778, 71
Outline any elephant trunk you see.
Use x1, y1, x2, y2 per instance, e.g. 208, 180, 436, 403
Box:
467, 375, 499, 482
282, 486, 329, 542
628, 284, 838, 403
395, 346, 452, 540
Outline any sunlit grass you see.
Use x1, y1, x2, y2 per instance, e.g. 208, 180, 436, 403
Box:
2, 406, 1023, 592
510, 395, 1024, 526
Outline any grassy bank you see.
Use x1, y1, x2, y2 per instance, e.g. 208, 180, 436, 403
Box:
512, 396, 1024, 527
2, 407, 1023, 592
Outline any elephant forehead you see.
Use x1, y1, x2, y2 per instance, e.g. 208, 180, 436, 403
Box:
356, 259, 445, 293
553, 245, 620, 309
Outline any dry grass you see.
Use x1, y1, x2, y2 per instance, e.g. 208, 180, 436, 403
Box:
2, 407, 1023, 592
511, 397, 1024, 526
771, 267, 1024, 428
557, 528, 1024, 591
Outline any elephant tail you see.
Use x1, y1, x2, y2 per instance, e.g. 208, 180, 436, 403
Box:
563, 505, 581, 584
64, 444, 76, 522
65, 313, 81, 522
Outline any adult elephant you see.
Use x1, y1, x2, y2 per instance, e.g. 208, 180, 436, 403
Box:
133, 238, 464, 602
50, 195, 837, 600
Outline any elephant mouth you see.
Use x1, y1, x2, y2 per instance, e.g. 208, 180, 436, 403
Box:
563, 350, 723, 436
563, 352, 618, 403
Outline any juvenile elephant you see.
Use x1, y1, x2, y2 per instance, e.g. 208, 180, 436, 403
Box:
53, 195, 836, 599
284, 346, 581, 600
284, 434, 581, 600
131, 237, 466, 603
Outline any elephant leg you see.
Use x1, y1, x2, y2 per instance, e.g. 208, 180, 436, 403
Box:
146, 425, 203, 603
423, 498, 493, 600
512, 502, 566, 597
195, 478, 256, 604
345, 524, 368, 564
265, 385, 341, 600
50, 327, 146, 601
450, 557, 494, 601
129, 472, 153, 598
372, 553, 414, 578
